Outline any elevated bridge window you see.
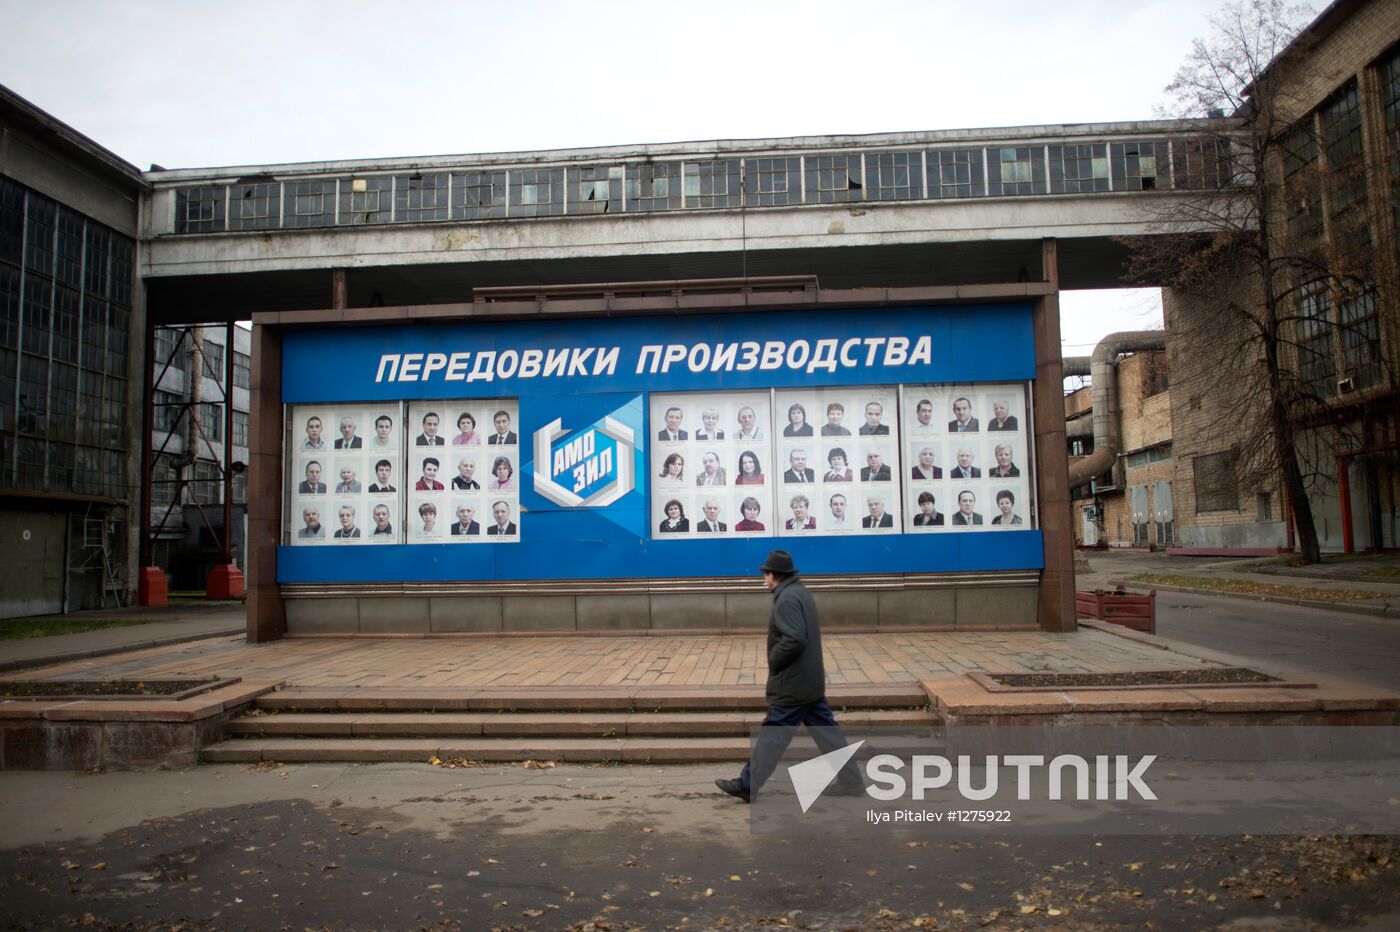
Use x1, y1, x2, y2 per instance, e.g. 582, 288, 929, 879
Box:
339, 177, 393, 225
805, 153, 864, 204
683, 159, 740, 208
570, 165, 623, 215
229, 182, 281, 231
867, 151, 924, 201
395, 173, 450, 223
1172, 138, 1230, 190
627, 162, 682, 212
284, 180, 337, 228
1049, 143, 1109, 193
1110, 141, 1169, 191
174, 186, 226, 234
928, 148, 985, 198
454, 170, 507, 220
510, 168, 565, 217
746, 157, 800, 206
989, 147, 1046, 196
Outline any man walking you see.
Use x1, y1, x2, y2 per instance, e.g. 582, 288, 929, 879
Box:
716, 550, 863, 803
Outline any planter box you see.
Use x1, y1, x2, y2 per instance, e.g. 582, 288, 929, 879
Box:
1075, 588, 1156, 635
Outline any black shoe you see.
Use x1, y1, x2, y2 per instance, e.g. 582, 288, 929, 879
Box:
715, 778, 750, 803
827, 781, 866, 797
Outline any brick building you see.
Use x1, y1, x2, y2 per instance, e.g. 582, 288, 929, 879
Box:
1165, 0, 1400, 554
1069, 350, 1173, 548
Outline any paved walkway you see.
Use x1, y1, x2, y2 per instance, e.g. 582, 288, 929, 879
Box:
1085, 550, 1400, 618
11, 625, 1204, 689
0, 603, 245, 672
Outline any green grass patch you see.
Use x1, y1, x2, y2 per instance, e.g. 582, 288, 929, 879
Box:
1359, 566, 1400, 578
1129, 574, 1382, 602
0, 616, 165, 641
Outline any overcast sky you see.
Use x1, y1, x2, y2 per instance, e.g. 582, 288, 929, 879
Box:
1, 0, 1275, 350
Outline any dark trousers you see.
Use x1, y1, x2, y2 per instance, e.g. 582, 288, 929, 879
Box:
737, 697, 861, 795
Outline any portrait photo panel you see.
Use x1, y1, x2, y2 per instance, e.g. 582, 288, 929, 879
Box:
287, 403, 402, 545
409, 399, 519, 544
650, 390, 772, 540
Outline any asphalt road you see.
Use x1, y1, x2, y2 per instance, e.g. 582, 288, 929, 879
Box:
1149, 589, 1400, 691
2, 762, 1399, 931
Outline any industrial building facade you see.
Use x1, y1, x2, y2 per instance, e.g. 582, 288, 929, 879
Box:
2, 0, 1396, 630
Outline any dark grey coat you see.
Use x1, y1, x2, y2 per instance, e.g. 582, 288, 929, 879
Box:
765, 575, 826, 706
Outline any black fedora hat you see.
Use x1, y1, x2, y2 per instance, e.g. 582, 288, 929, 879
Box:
759, 549, 797, 574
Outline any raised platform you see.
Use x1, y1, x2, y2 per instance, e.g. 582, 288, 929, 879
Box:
5, 626, 1397, 769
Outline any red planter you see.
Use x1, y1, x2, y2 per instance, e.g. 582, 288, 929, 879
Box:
1075, 587, 1156, 635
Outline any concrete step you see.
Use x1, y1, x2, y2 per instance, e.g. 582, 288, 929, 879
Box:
202, 735, 754, 764
252, 683, 929, 713
226, 708, 939, 739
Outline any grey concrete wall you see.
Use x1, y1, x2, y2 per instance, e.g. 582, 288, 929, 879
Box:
1176, 521, 1288, 549
0, 124, 139, 235
283, 582, 1040, 634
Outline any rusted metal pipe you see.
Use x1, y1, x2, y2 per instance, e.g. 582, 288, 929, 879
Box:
1065, 331, 1166, 491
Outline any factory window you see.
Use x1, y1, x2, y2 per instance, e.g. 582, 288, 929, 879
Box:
154, 389, 183, 433
198, 402, 222, 442
1193, 451, 1239, 513
201, 339, 224, 382
1320, 82, 1368, 248
1281, 122, 1322, 241
232, 410, 250, 448
233, 350, 251, 389
1296, 281, 1335, 391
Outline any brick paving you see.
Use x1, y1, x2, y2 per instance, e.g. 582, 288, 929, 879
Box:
10, 627, 1207, 690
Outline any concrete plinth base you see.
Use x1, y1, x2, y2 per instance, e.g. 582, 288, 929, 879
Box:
137, 567, 168, 607
206, 564, 246, 600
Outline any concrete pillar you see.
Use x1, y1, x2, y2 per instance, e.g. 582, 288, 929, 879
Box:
246, 323, 285, 641
1034, 238, 1076, 631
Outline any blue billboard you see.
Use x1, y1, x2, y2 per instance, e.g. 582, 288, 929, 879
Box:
278, 304, 1044, 583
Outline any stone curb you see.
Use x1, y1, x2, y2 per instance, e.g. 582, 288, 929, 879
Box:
0, 627, 245, 674
1106, 579, 1400, 619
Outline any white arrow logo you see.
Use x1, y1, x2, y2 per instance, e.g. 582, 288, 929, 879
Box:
786, 740, 865, 813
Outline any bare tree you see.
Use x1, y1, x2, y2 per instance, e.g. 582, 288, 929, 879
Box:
1123, 0, 1388, 563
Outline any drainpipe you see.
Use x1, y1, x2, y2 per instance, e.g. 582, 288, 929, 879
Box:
1066, 331, 1166, 491
1337, 454, 1355, 554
